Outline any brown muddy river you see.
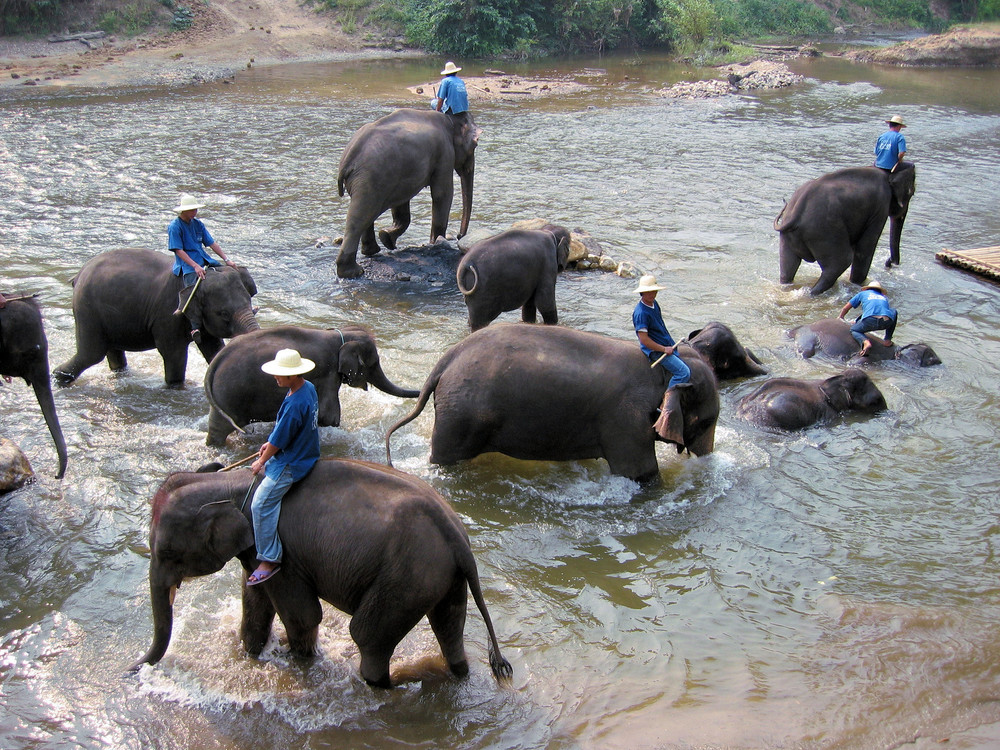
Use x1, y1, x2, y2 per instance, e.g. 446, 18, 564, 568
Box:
2, 47, 1000, 749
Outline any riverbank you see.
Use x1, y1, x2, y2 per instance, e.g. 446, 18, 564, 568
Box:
3, 1, 1000, 93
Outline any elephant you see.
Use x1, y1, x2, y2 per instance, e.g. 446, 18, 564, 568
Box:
686, 322, 767, 380
456, 225, 571, 331
774, 163, 916, 295
203, 325, 420, 446
55, 248, 259, 388
789, 318, 942, 367
130, 458, 513, 688
385, 323, 720, 483
735, 368, 887, 431
335, 108, 480, 279
0, 294, 68, 478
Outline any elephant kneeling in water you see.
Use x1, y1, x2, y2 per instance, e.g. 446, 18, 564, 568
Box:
203, 325, 419, 446
385, 323, 720, 482
686, 322, 767, 380
0, 294, 68, 478
55, 248, 260, 388
457, 225, 571, 331
789, 318, 941, 367
131, 459, 513, 688
736, 368, 887, 431
774, 164, 916, 295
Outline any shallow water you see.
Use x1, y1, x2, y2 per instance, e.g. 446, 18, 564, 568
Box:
2, 49, 1000, 749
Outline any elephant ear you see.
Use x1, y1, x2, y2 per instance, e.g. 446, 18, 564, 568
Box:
339, 340, 372, 389
236, 266, 257, 297
820, 371, 861, 411
653, 389, 686, 449
543, 225, 571, 271
203, 504, 255, 573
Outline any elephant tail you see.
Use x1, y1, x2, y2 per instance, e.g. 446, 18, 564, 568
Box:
456, 261, 478, 296
203, 369, 247, 437
384, 370, 441, 467
337, 173, 346, 197
456, 542, 513, 683
773, 198, 797, 232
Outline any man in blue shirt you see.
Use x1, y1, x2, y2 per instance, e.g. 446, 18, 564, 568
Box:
632, 274, 691, 388
247, 348, 321, 586
838, 280, 898, 356
435, 61, 469, 115
874, 115, 907, 172
168, 194, 237, 284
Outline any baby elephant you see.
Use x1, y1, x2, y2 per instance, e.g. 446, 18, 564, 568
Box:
457, 225, 571, 331
736, 368, 887, 431
789, 318, 941, 367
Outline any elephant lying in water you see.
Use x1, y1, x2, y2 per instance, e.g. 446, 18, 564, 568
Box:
789, 318, 941, 367
385, 323, 720, 482
736, 368, 887, 431
686, 322, 767, 380
0, 294, 68, 478
203, 325, 419, 446
55, 248, 260, 388
774, 164, 916, 294
131, 459, 513, 688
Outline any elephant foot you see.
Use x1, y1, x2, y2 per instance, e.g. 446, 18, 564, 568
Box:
337, 261, 365, 279
884, 257, 896, 269
377, 229, 397, 251
53, 370, 76, 386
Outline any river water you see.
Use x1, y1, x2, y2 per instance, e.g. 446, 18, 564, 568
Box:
1, 49, 1000, 749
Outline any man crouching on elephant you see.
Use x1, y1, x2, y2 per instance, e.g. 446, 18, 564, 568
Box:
168, 194, 238, 341
246, 349, 320, 586
632, 274, 691, 388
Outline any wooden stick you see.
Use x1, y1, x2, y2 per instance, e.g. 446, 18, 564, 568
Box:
218, 453, 258, 472
0, 293, 40, 303
650, 351, 669, 368
179, 275, 203, 315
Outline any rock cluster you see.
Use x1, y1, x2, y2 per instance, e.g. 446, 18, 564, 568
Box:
507, 219, 638, 278
0, 438, 34, 494
659, 60, 804, 99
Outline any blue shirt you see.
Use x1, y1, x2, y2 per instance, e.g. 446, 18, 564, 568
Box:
438, 75, 469, 114
633, 299, 676, 357
265, 380, 320, 482
874, 129, 907, 169
167, 216, 217, 276
848, 289, 897, 321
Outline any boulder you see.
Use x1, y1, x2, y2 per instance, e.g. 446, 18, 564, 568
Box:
0, 438, 34, 493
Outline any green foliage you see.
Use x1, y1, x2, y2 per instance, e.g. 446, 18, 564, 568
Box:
862, 0, 932, 25
98, 2, 156, 33
402, 0, 541, 57
713, 0, 831, 36
171, 3, 193, 29
0, 0, 66, 34
974, 0, 1000, 18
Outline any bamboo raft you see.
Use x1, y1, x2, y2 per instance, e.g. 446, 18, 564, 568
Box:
936, 245, 1000, 283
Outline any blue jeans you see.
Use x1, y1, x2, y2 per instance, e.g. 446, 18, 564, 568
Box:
251, 466, 295, 564
181, 259, 221, 288
851, 315, 896, 347
649, 351, 691, 388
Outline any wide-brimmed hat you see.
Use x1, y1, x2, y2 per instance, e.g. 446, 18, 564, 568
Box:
174, 194, 205, 214
861, 280, 885, 293
634, 274, 667, 294
261, 348, 315, 376
885, 115, 906, 128
441, 61, 462, 75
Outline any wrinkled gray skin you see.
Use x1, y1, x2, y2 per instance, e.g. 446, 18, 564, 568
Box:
775, 164, 916, 294
130, 459, 513, 689
736, 368, 887, 431
203, 325, 420, 446
686, 322, 767, 380
0, 295, 67, 478
336, 109, 480, 279
790, 318, 942, 367
55, 248, 259, 388
386, 323, 720, 483
457, 225, 571, 331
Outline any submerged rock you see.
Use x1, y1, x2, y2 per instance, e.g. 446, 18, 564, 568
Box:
0, 438, 34, 494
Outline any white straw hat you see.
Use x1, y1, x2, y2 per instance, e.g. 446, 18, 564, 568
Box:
441, 61, 462, 75
885, 115, 906, 127
174, 194, 205, 214
861, 280, 884, 293
634, 274, 666, 293
261, 349, 315, 376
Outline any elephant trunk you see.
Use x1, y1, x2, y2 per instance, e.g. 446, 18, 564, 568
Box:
31, 377, 67, 479
887, 208, 907, 266
368, 360, 420, 399
458, 152, 475, 239
130, 579, 176, 671
233, 308, 260, 335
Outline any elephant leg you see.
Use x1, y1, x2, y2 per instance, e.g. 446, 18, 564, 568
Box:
429, 177, 454, 243
336, 207, 370, 279
604, 435, 659, 483
350, 593, 425, 688
521, 294, 538, 324
535, 287, 559, 325
360, 224, 380, 257
277, 590, 323, 659
195, 334, 224, 364
106, 349, 127, 372
427, 576, 470, 678
160, 345, 189, 389
848, 224, 884, 285
54, 347, 107, 385
811, 255, 852, 296
778, 239, 803, 285
378, 203, 411, 251
206, 406, 235, 447
241, 581, 277, 656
